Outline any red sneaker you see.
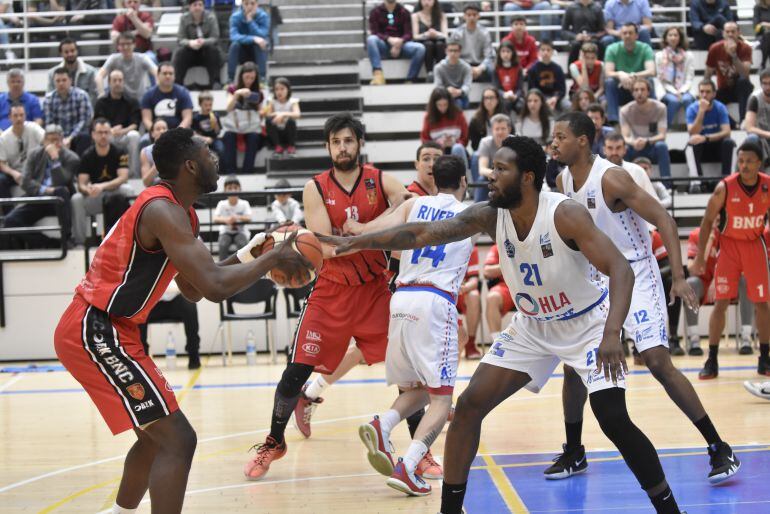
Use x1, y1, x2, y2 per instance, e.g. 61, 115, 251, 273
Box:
386, 458, 432, 496
465, 343, 482, 360
293, 383, 323, 438
286, 145, 296, 155
359, 415, 395, 476
415, 449, 443, 480
274, 145, 285, 155
243, 436, 287, 481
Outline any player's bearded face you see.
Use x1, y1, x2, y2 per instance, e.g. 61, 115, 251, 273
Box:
489, 171, 523, 209
331, 142, 360, 172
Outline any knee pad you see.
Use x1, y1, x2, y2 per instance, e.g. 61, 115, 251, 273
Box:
589, 388, 632, 440
277, 363, 314, 398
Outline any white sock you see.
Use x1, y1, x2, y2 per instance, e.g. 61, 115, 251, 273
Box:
688, 330, 700, 345
403, 440, 429, 474
378, 408, 402, 436
741, 325, 753, 342
304, 375, 330, 400
490, 331, 500, 343
112, 504, 137, 514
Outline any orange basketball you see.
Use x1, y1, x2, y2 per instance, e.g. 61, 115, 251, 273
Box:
261, 225, 323, 287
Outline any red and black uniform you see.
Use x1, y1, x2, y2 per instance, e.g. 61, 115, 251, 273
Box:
687, 227, 720, 302
291, 165, 392, 373
407, 180, 431, 197
54, 184, 198, 434
484, 244, 514, 313
715, 173, 770, 302
456, 247, 479, 315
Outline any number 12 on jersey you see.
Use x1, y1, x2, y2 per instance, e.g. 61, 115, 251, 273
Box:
411, 245, 447, 268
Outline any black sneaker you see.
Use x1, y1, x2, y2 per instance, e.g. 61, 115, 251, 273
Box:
758, 356, 770, 376
544, 444, 588, 480
188, 354, 201, 370
707, 442, 740, 484
699, 358, 718, 380
669, 338, 685, 356
688, 344, 704, 357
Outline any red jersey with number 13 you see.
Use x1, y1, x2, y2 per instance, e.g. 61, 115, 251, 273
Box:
721, 173, 770, 241
314, 164, 389, 285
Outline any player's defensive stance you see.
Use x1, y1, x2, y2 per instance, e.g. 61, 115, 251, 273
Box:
351, 155, 472, 496
54, 129, 311, 514
320, 136, 684, 514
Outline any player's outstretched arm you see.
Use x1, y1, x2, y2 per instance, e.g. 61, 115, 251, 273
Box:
317, 202, 496, 254
603, 168, 699, 310
142, 200, 311, 303
554, 200, 633, 384
345, 197, 417, 235
692, 181, 726, 275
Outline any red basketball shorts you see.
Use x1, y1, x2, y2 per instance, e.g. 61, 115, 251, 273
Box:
54, 295, 178, 435
714, 236, 770, 302
489, 282, 515, 314
291, 275, 391, 374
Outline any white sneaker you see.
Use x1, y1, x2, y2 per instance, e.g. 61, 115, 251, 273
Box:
743, 381, 770, 400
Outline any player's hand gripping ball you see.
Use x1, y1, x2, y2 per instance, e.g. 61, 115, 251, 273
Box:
261, 225, 323, 287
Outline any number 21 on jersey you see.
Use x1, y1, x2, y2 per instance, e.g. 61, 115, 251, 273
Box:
520, 263, 543, 286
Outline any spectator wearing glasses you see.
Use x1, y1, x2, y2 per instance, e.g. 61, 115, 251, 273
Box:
96, 32, 158, 101
433, 39, 472, 109
0, 69, 44, 131
0, 104, 45, 205
367, 0, 426, 85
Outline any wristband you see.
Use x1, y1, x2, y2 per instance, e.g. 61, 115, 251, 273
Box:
236, 231, 267, 263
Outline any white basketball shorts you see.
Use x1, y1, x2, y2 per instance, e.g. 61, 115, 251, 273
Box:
624, 256, 669, 353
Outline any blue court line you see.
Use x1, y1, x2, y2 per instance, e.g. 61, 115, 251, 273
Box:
0, 365, 762, 395
0, 365, 65, 373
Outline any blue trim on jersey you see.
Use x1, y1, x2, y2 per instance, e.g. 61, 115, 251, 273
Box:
558, 288, 608, 320
396, 285, 456, 305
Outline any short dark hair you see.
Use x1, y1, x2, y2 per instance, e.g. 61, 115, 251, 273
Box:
272, 76, 293, 99
9, 102, 25, 112
605, 131, 625, 144
158, 62, 175, 74
738, 141, 763, 161
500, 135, 547, 192
416, 141, 442, 160
323, 112, 364, 143
432, 155, 466, 190
539, 39, 553, 49
511, 15, 526, 25
556, 111, 596, 144
224, 175, 241, 187
698, 79, 716, 91
58, 38, 77, 53
90, 117, 111, 131
53, 67, 69, 77
622, 22, 638, 33
586, 103, 605, 118
761, 68, 770, 82
463, 2, 481, 13
117, 31, 134, 44
152, 128, 206, 180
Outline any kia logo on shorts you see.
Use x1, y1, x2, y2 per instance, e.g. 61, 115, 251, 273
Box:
302, 342, 321, 355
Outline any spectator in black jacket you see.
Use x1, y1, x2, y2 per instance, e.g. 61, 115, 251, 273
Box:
175, 0, 223, 90
756, 0, 770, 68
93, 70, 141, 178
561, 0, 606, 63
526, 40, 569, 112
690, 0, 734, 50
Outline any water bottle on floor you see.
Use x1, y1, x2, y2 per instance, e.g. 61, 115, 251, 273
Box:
165, 331, 177, 370
246, 330, 257, 366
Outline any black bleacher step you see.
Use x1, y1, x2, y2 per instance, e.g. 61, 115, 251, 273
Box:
268, 152, 369, 173
366, 131, 421, 142
301, 97, 362, 113
298, 126, 324, 141
281, 73, 360, 88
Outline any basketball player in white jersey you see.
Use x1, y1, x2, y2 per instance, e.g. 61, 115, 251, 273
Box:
551, 111, 739, 485
320, 136, 685, 514
344, 155, 472, 497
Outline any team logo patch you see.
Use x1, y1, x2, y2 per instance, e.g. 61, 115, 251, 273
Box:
302, 342, 321, 355
586, 188, 596, 209
503, 238, 516, 258
540, 232, 553, 258
306, 330, 322, 342
126, 383, 145, 401
365, 178, 378, 205
717, 284, 730, 294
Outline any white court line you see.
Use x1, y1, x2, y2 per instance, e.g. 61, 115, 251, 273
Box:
0, 373, 23, 392
0, 377, 751, 495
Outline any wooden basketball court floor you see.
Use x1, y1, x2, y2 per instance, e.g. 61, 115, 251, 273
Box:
1, 347, 768, 513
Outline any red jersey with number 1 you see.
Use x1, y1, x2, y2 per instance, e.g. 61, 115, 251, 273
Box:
721, 173, 770, 241
314, 165, 389, 286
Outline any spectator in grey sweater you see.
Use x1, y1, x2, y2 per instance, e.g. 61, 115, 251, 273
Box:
452, 3, 494, 81
434, 40, 472, 108
174, 0, 223, 90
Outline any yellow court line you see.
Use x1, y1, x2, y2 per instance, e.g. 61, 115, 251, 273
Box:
37, 361, 207, 514
477, 442, 529, 514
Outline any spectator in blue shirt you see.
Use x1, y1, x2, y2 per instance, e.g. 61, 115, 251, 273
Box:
227, 0, 269, 83
685, 79, 735, 192
601, 0, 653, 48
43, 68, 94, 156
140, 63, 194, 147
0, 69, 44, 131
690, 0, 733, 50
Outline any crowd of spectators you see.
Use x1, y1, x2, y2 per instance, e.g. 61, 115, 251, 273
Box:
0, 0, 302, 250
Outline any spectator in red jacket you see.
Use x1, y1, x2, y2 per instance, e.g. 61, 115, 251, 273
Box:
501, 16, 537, 70
111, 0, 156, 62
420, 86, 468, 170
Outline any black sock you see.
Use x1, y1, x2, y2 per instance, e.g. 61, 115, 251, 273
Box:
269, 388, 300, 444
709, 345, 719, 360
694, 415, 722, 447
565, 420, 583, 449
440, 481, 467, 514
406, 408, 425, 439
649, 485, 680, 514
761, 343, 769, 359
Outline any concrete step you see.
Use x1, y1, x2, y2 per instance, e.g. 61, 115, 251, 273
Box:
277, 4, 363, 18
281, 16, 363, 32
280, 32, 364, 46
275, 0, 358, 6
272, 45, 365, 63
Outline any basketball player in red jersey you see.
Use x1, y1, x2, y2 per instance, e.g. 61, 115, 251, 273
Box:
692, 141, 770, 380
243, 112, 412, 481
53, 128, 311, 514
